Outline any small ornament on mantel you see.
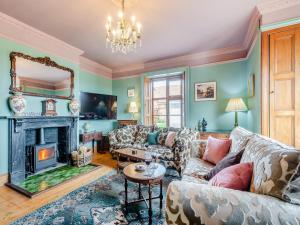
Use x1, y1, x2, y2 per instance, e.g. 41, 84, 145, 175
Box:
42, 99, 57, 116
9, 92, 27, 116
69, 98, 80, 115
201, 118, 207, 132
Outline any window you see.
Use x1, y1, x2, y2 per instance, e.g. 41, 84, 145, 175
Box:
151, 74, 184, 128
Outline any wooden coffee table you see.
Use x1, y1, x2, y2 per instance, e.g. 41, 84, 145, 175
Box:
114, 148, 161, 172
123, 163, 166, 224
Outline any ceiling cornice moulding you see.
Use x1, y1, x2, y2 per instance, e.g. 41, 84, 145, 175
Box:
257, 0, 300, 14
80, 57, 112, 78
112, 46, 248, 78
243, 7, 261, 50
0, 12, 84, 64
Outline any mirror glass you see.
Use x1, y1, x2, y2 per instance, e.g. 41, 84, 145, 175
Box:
12, 55, 73, 99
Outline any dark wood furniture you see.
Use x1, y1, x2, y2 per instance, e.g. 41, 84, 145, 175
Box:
117, 120, 137, 128
123, 163, 166, 224
96, 134, 110, 153
114, 148, 161, 172
79, 131, 102, 153
199, 130, 231, 140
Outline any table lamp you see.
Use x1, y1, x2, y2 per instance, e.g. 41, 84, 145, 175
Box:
128, 101, 138, 120
225, 98, 248, 127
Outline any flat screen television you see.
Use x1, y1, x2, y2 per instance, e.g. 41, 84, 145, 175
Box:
80, 92, 117, 120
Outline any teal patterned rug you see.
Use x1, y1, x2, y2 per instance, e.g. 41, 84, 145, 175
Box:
11, 170, 175, 225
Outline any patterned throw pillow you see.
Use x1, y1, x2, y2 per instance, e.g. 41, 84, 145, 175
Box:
135, 126, 153, 144
116, 126, 137, 144
241, 134, 300, 203
157, 128, 169, 145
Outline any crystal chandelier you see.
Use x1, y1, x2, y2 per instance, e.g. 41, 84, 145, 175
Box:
105, 0, 142, 54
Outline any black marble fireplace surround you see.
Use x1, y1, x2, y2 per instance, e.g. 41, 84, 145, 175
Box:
8, 117, 78, 190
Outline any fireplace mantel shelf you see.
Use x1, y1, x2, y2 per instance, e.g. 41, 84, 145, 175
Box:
0, 116, 79, 119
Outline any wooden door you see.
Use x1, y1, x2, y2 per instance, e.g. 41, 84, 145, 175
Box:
269, 28, 300, 147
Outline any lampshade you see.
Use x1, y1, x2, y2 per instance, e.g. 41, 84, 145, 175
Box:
225, 98, 248, 112
128, 101, 138, 113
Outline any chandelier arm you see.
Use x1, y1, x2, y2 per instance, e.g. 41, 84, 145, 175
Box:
122, 0, 125, 12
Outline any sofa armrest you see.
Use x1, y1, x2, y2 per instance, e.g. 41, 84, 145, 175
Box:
166, 181, 300, 225
108, 130, 118, 147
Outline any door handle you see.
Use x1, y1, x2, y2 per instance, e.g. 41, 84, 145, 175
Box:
270, 91, 274, 94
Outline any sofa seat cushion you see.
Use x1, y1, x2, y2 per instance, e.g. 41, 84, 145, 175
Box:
241, 134, 300, 203
147, 145, 174, 161
182, 175, 209, 184
183, 158, 214, 177
112, 143, 147, 151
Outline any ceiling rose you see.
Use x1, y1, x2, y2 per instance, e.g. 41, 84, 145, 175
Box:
105, 0, 142, 54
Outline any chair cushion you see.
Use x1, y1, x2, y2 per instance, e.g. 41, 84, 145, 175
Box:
203, 137, 232, 164
241, 134, 300, 203
209, 162, 253, 191
204, 149, 244, 180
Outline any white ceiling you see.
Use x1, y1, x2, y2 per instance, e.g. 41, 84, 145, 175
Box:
0, 0, 261, 69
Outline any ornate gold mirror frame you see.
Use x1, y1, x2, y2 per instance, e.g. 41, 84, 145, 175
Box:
9, 52, 75, 100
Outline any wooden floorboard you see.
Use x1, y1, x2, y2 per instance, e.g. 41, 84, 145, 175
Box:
0, 152, 117, 225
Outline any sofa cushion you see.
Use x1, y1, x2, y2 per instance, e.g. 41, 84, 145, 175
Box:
147, 131, 159, 145
165, 131, 177, 148
147, 145, 174, 161
116, 126, 137, 144
157, 128, 169, 145
203, 137, 232, 164
229, 126, 253, 153
204, 149, 244, 180
183, 158, 214, 177
209, 162, 253, 191
241, 134, 300, 203
135, 126, 153, 143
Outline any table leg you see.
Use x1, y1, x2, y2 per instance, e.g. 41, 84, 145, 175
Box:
159, 179, 163, 209
125, 178, 128, 213
117, 154, 120, 173
148, 183, 152, 224
138, 183, 142, 199
92, 139, 95, 153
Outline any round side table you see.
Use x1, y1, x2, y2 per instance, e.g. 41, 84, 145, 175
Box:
123, 163, 166, 224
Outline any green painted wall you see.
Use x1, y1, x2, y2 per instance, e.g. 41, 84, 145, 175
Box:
112, 76, 142, 123
78, 70, 115, 133
0, 38, 80, 174
0, 38, 114, 174
246, 35, 261, 133
188, 62, 248, 130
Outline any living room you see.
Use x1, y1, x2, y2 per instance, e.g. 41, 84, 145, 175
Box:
0, 0, 299, 224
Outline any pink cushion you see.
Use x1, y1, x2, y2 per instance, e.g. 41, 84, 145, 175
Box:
165, 131, 177, 148
203, 136, 232, 164
209, 163, 253, 191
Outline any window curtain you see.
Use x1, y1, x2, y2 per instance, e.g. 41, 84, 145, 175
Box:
143, 77, 152, 125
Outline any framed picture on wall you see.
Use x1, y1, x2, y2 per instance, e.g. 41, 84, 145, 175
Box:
248, 74, 255, 97
127, 88, 135, 97
194, 81, 217, 101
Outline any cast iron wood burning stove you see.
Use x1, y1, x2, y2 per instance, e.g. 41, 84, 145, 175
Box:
26, 128, 58, 175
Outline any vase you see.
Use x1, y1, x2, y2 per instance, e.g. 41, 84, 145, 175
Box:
83, 122, 90, 133
69, 99, 80, 115
9, 92, 27, 116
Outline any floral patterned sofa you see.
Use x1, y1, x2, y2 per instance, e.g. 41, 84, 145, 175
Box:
166, 127, 300, 225
108, 125, 198, 175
